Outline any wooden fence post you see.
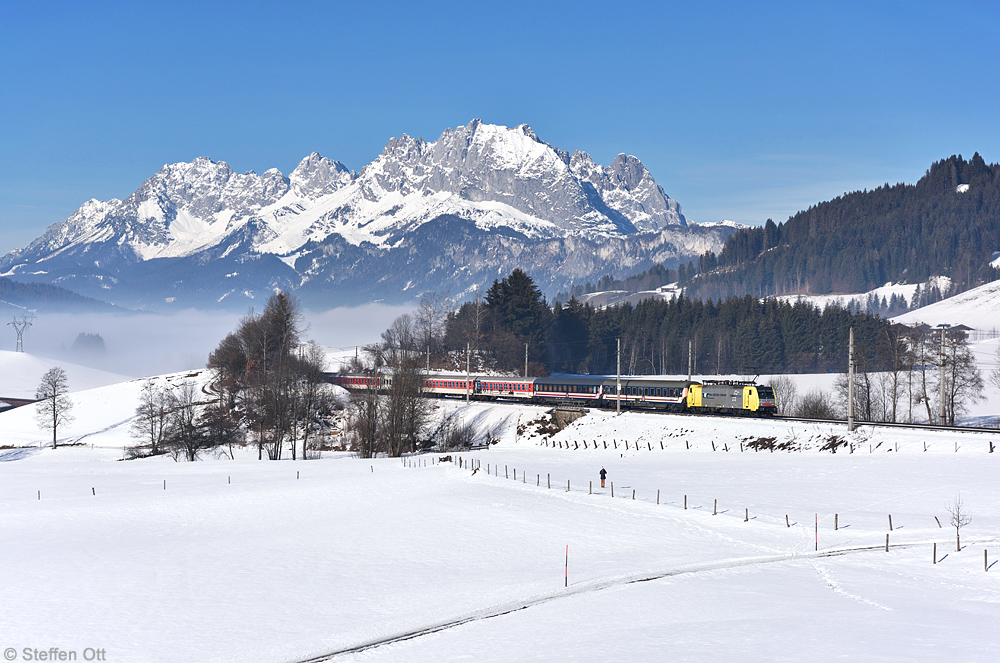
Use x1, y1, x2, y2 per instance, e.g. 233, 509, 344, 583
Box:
684, 494, 687, 509
657, 489, 660, 505
886, 533, 889, 552
745, 508, 749, 522
835, 514, 838, 530
567, 479, 570, 492
590, 481, 592, 494
933, 542, 936, 564
785, 514, 790, 528
889, 514, 893, 531
611, 482, 614, 497
548, 473, 550, 489
935, 516, 942, 528
713, 499, 717, 515
632, 489, 635, 500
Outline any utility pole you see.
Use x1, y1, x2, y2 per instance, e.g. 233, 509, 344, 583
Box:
524, 343, 528, 378
848, 326, 855, 432
8, 315, 33, 352
466, 342, 471, 404
687, 339, 693, 381
616, 337, 621, 416
939, 326, 947, 425
426, 344, 430, 371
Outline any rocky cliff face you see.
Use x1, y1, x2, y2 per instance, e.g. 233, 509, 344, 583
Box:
1, 120, 731, 310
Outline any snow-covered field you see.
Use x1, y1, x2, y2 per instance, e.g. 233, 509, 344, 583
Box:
2, 385, 1000, 662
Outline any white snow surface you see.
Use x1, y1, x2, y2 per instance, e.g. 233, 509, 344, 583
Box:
0, 351, 132, 399
2, 366, 1000, 661
894, 278, 1000, 330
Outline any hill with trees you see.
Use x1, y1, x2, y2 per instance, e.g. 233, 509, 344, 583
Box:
684, 154, 1000, 300
442, 270, 895, 377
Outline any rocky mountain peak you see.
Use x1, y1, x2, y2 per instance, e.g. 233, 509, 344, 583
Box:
290, 152, 354, 198
0, 121, 711, 310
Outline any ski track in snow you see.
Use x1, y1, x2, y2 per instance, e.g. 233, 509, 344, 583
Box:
284, 544, 913, 663
810, 560, 891, 611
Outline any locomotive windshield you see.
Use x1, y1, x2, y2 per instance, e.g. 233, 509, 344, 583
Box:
757, 386, 775, 399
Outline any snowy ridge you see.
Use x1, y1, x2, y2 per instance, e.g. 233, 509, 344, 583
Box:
0, 121, 723, 309
3, 121, 686, 267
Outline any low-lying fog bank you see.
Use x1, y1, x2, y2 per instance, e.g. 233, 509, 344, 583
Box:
8, 304, 413, 378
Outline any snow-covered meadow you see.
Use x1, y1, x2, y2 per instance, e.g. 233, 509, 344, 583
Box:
2, 373, 999, 662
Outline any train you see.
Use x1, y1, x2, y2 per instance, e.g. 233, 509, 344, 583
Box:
327, 373, 777, 417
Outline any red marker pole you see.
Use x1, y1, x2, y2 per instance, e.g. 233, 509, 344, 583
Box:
815, 513, 818, 551
565, 545, 569, 587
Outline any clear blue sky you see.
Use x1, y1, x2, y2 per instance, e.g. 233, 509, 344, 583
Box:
2, 0, 998, 253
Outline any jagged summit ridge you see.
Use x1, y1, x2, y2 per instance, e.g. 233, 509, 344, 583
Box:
8, 121, 685, 262
0, 121, 716, 310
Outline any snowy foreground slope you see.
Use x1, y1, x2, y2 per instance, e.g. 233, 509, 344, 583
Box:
0, 350, 131, 400
2, 394, 999, 662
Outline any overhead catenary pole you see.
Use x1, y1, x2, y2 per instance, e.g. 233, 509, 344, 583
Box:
466, 342, 471, 403
687, 339, 693, 381
939, 326, 947, 424
848, 327, 855, 432
525, 343, 528, 378
616, 337, 621, 416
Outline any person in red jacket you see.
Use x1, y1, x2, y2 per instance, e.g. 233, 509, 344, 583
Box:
600, 467, 607, 488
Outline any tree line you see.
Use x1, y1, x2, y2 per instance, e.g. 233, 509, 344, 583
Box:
443, 269, 896, 376
128, 292, 335, 461
771, 325, 985, 425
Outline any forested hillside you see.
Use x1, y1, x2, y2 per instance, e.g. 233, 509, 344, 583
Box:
687, 154, 1000, 299
0, 276, 121, 313
445, 270, 893, 376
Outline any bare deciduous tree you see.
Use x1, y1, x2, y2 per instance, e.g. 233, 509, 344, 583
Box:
796, 389, 837, 419
946, 494, 972, 552
941, 331, 984, 426
164, 382, 207, 462
35, 367, 73, 448
768, 375, 797, 415
130, 379, 171, 456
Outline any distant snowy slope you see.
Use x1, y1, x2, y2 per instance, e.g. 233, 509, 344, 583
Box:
0, 351, 132, 399
893, 279, 1000, 329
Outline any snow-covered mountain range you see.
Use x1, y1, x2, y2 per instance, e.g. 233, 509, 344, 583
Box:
1, 120, 735, 310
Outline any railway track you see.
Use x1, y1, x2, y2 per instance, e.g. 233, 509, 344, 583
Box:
423, 393, 1000, 437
